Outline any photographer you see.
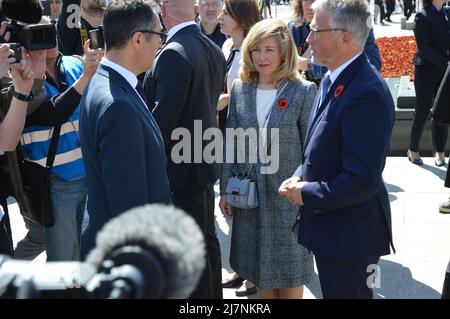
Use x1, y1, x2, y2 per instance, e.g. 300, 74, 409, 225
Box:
0, 14, 102, 260
0, 24, 36, 256
57, 0, 105, 56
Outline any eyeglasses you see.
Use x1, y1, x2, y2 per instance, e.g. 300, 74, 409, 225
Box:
309, 27, 348, 39
134, 29, 168, 43
200, 1, 221, 8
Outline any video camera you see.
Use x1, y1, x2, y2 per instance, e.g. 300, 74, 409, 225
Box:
0, 204, 205, 299
0, 0, 56, 54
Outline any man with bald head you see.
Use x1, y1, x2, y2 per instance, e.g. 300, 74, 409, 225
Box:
144, 0, 226, 299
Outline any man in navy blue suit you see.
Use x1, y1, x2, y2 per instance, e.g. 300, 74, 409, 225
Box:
279, 0, 395, 299
78, 0, 172, 259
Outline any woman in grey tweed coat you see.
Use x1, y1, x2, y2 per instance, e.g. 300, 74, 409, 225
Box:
219, 19, 317, 299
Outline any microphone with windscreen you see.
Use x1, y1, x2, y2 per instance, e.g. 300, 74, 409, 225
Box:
1, 0, 43, 23
0, 204, 206, 299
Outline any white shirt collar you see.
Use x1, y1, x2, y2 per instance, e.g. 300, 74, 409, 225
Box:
166, 21, 197, 43
101, 57, 138, 89
327, 51, 363, 85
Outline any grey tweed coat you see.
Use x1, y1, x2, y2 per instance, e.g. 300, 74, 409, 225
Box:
220, 79, 317, 290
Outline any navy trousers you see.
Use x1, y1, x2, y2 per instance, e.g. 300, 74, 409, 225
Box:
315, 254, 380, 299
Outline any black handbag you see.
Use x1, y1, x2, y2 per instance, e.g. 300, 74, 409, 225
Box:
19, 125, 61, 227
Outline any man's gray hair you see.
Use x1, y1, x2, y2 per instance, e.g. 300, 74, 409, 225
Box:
312, 0, 371, 48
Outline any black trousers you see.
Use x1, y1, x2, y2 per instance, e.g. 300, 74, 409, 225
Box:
404, 0, 414, 19
385, 0, 395, 20
0, 202, 13, 257
315, 255, 380, 299
0, 180, 13, 257
410, 66, 447, 153
173, 184, 222, 299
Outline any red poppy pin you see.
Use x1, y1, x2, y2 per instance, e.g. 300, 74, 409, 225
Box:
277, 98, 289, 110
334, 85, 344, 98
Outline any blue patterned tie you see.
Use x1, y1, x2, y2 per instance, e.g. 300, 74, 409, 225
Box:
319, 74, 331, 108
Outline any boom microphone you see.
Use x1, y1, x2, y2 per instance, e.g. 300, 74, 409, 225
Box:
1, 0, 43, 24
0, 204, 206, 299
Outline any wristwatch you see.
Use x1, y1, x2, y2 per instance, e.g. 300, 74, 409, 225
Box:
13, 90, 34, 102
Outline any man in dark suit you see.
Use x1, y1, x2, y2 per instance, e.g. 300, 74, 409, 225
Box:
279, 0, 395, 299
144, 0, 226, 298
79, 0, 172, 259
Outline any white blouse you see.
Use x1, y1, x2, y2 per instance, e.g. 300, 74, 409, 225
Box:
256, 88, 277, 128
222, 38, 242, 93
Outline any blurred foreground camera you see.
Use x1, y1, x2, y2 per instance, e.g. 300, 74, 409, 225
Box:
4, 21, 56, 51
0, 0, 56, 51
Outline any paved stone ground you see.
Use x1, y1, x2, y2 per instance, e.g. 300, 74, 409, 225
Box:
217, 157, 450, 299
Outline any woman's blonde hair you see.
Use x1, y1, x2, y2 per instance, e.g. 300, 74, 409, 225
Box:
292, 0, 305, 26
240, 19, 300, 87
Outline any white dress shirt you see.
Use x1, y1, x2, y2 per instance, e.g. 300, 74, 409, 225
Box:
100, 58, 147, 106
166, 21, 197, 43
326, 51, 363, 87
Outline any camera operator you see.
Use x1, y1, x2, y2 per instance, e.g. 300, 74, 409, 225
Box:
0, 15, 103, 261
57, 0, 105, 56
0, 25, 35, 257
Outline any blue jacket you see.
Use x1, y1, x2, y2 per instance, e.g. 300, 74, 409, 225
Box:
79, 64, 172, 258
293, 54, 395, 261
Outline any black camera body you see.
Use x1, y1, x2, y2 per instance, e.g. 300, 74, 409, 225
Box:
89, 26, 104, 50
5, 20, 56, 51
8, 43, 21, 63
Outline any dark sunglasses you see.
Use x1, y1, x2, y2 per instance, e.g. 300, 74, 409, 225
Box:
134, 29, 168, 43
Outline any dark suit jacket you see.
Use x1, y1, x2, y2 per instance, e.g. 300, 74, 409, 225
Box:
144, 24, 226, 190
413, 5, 450, 71
293, 54, 395, 261
79, 64, 172, 258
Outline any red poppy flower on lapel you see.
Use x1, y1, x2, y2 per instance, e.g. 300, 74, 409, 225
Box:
334, 85, 344, 98
277, 98, 289, 110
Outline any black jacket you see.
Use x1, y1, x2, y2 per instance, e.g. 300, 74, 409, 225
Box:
413, 5, 450, 71
144, 24, 226, 190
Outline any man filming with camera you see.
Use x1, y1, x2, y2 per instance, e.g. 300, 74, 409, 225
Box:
0, 21, 37, 257
0, 0, 103, 261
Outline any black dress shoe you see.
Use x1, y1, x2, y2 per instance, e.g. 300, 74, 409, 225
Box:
222, 276, 245, 288
407, 151, 423, 165
235, 285, 257, 297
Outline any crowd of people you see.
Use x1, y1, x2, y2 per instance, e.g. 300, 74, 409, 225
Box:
0, 0, 449, 299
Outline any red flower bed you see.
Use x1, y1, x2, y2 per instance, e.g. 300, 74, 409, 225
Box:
376, 36, 416, 79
